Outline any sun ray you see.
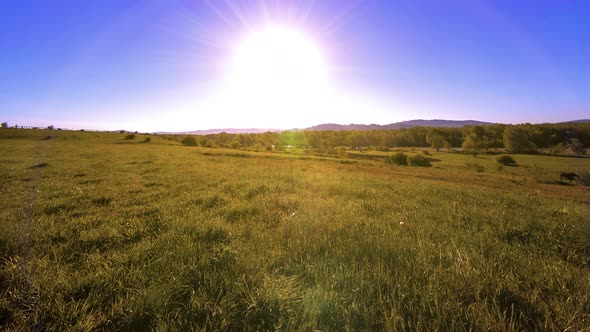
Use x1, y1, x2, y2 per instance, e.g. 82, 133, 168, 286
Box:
222, 0, 253, 30
296, 0, 319, 26
203, 0, 234, 27
321, 0, 364, 35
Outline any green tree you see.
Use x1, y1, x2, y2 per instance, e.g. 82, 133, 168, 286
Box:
1, 122, 7, 128
426, 129, 446, 152
568, 138, 586, 155
503, 126, 537, 153
462, 126, 487, 156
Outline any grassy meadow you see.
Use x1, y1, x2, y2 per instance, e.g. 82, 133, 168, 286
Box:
1, 129, 589, 331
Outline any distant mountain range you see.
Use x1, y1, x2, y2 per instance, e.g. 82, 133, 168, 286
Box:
157, 119, 589, 134
558, 119, 590, 124
304, 119, 495, 131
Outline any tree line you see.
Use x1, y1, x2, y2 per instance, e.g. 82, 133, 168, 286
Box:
167, 123, 589, 155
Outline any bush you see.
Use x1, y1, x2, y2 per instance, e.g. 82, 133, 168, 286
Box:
144, 137, 151, 143
386, 152, 408, 166
125, 134, 135, 140
408, 153, 431, 167
496, 155, 517, 166
181, 136, 198, 146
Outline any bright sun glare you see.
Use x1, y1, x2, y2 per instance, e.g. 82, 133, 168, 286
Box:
223, 25, 330, 122
230, 25, 327, 90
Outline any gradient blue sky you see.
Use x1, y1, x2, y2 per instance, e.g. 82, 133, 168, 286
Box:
1, 0, 589, 131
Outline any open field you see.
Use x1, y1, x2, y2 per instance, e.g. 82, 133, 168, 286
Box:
1, 129, 589, 330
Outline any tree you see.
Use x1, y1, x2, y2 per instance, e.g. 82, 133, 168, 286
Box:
462, 126, 487, 156
48, 125, 55, 130
503, 126, 537, 153
568, 138, 586, 155
1, 122, 7, 128
426, 129, 446, 152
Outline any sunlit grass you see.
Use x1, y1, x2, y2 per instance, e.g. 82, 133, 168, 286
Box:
1, 130, 589, 330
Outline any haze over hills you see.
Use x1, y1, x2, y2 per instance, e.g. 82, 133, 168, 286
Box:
154, 119, 589, 135
304, 119, 496, 131
159, 119, 495, 134
558, 119, 590, 124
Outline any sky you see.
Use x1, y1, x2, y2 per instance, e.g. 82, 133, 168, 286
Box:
1, 0, 589, 132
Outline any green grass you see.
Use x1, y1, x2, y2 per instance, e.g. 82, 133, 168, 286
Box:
1, 129, 589, 330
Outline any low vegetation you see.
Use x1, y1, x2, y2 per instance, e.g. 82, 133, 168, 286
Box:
408, 152, 432, 167
386, 151, 408, 166
1, 128, 589, 330
181, 135, 198, 146
497, 155, 517, 166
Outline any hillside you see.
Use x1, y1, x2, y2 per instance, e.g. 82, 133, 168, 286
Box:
306, 119, 495, 131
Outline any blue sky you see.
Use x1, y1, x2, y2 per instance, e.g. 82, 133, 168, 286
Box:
1, 0, 589, 131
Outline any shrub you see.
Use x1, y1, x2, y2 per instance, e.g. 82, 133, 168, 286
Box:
496, 155, 517, 166
386, 152, 408, 166
181, 136, 198, 146
144, 137, 151, 143
125, 134, 135, 140
408, 153, 431, 167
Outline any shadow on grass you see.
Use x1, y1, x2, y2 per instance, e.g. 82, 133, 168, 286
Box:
27, 162, 48, 169
544, 180, 575, 186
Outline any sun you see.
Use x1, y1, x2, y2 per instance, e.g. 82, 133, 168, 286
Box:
229, 25, 327, 90
224, 25, 329, 121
